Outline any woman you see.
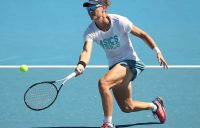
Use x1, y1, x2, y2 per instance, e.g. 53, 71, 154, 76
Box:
75, 0, 168, 127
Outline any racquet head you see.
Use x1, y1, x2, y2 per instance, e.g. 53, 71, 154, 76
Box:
24, 81, 58, 111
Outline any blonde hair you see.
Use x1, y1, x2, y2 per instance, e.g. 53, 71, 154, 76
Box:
103, 0, 111, 7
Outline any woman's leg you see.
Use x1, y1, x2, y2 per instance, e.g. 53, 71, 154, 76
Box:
113, 81, 152, 113
98, 64, 131, 118
98, 64, 145, 119
111, 65, 166, 123
98, 63, 165, 127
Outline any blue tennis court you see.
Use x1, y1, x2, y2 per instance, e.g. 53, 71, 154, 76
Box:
0, 68, 200, 128
0, 0, 200, 128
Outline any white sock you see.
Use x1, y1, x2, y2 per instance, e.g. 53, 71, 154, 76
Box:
104, 116, 112, 124
150, 103, 157, 112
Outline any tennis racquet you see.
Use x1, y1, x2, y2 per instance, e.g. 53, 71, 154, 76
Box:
24, 71, 77, 111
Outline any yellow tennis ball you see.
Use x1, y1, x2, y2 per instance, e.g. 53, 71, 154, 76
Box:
20, 65, 28, 72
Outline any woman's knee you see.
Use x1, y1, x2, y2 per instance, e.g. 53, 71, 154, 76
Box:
98, 77, 111, 94
119, 100, 135, 113
120, 105, 133, 113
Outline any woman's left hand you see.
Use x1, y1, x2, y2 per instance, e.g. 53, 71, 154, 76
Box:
157, 53, 168, 69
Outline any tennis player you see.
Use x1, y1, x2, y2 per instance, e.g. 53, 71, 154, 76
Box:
75, 0, 168, 127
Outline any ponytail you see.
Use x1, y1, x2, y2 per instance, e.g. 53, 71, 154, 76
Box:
103, 0, 111, 7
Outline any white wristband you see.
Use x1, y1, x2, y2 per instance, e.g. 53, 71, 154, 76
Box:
153, 47, 161, 54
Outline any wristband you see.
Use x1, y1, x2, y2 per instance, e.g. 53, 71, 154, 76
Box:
153, 47, 161, 54
78, 61, 86, 68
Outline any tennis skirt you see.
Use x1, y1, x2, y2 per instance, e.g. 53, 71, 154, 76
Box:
109, 60, 146, 81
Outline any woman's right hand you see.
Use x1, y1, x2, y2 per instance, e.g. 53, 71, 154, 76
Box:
75, 64, 85, 76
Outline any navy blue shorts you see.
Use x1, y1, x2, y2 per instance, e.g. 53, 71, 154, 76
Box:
109, 60, 146, 81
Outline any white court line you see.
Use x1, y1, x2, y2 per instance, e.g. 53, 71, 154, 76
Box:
0, 65, 200, 68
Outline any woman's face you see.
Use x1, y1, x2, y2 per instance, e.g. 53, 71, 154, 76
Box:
87, 5, 104, 21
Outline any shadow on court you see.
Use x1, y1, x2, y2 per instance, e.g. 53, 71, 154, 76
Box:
35, 122, 160, 128
116, 122, 160, 127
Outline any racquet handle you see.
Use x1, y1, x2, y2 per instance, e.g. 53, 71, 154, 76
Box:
56, 71, 78, 83
65, 71, 77, 80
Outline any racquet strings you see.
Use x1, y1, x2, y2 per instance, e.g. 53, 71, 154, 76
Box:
25, 83, 57, 110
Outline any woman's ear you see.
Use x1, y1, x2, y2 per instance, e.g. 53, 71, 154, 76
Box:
103, 6, 107, 10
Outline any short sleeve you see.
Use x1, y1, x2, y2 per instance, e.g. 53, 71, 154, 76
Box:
119, 16, 133, 33
83, 27, 94, 42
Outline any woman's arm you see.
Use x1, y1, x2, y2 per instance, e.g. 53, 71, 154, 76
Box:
130, 25, 168, 69
76, 40, 93, 74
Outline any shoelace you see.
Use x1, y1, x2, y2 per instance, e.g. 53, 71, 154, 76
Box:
101, 123, 113, 128
101, 123, 108, 128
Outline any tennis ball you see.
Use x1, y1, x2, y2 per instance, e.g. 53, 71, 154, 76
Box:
20, 65, 28, 72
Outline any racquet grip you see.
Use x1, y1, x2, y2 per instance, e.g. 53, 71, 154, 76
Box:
65, 71, 77, 80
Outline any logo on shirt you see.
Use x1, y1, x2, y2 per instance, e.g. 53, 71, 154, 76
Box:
100, 35, 120, 50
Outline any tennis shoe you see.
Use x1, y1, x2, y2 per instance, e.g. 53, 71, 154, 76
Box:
152, 97, 166, 124
101, 122, 115, 128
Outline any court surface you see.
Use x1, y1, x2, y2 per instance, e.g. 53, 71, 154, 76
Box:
0, 0, 200, 128
0, 68, 200, 128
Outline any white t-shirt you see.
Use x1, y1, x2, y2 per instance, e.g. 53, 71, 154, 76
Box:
84, 14, 140, 67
